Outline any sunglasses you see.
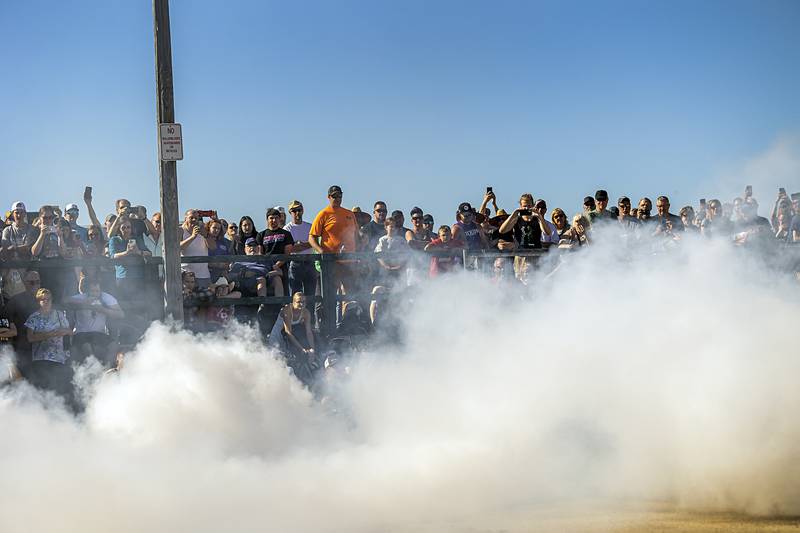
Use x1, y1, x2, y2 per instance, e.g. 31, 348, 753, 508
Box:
375, 209, 387, 213
411, 216, 422, 221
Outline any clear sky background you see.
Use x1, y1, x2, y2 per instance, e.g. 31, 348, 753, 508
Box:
1, 0, 799, 228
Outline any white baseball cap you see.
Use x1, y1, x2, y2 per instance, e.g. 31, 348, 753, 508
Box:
11, 201, 26, 211
65, 203, 79, 212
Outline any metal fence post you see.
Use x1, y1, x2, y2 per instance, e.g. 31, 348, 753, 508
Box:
319, 254, 337, 338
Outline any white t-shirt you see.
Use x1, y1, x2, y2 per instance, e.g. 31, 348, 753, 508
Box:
283, 221, 313, 254
181, 227, 211, 278
69, 292, 119, 334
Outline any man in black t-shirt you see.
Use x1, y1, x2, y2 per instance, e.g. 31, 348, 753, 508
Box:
498, 194, 547, 250
0, 301, 19, 380
0, 304, 17, 344
257, 208, 294, 297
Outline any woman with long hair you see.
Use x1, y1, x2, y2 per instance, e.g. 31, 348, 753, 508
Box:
234, 216, 258, 255
205, 219, 232, 280
280, 292, 317, 386
551, 208, 571, 240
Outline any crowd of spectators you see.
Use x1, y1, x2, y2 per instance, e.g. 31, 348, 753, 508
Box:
2, 183, 799, 401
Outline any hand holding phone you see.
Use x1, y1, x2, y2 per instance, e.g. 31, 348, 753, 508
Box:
84, 186, 92, 203
745, 185, 753, 198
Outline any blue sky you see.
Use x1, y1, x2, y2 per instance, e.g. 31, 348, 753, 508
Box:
1, 0, 799, 227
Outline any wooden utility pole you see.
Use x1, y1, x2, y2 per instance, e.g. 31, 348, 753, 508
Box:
153, 0, 183, 322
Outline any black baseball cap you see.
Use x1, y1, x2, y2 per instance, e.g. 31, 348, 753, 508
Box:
595, 189, 609, 201
328, 185, 343, 196
422, 214, 434, 223
458, 202, 473, 213
583, 196, 596, 206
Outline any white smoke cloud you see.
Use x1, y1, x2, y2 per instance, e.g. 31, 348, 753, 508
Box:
0, 239, 798, 532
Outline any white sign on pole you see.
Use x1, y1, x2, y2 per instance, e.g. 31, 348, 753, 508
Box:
159, 123, 183, 161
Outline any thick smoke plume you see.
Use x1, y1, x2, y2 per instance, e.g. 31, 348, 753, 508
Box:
1, 240, 798, 532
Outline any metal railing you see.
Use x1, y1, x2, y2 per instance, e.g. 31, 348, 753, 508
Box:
2, 243, 797, 336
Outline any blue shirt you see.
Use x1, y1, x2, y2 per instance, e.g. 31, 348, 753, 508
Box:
108, 236, 143, 279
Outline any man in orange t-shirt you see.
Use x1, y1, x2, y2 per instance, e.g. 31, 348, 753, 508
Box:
310, 185, 359, 296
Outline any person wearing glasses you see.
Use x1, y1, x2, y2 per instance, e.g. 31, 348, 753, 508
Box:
30, 205, 68, 301
700, 199, 733, 239
551, 208, 572, 240
362, 201, 388, 252
405, 206, 433, 250
616, 196, 639, 230
309, 185, 359, 293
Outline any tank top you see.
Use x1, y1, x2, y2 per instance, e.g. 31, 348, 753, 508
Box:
286, 307, 304, 326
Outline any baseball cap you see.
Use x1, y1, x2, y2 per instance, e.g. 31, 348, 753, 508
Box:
595, 189, 609, 201
11, 201, 26, 211
328, 185, 343, 196
65, 203, 79, 212
244, 237, 257, 246
422, 214, 434, 223
583, 196, 596, 206
266, 208, 281, 218
288, 200, 303, 211
458, 202, 473, 213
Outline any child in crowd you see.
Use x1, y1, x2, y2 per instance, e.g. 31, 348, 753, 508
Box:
425, 225, 462, 277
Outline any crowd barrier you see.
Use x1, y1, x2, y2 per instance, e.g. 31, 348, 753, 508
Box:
2, 244, 797, 337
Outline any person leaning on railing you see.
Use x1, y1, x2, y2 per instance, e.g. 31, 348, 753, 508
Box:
107, 217, 151, 319
308, 185, 360, 296
205, 218, 231, 282
24, 287, 75, 403
66, 277, 124, 366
